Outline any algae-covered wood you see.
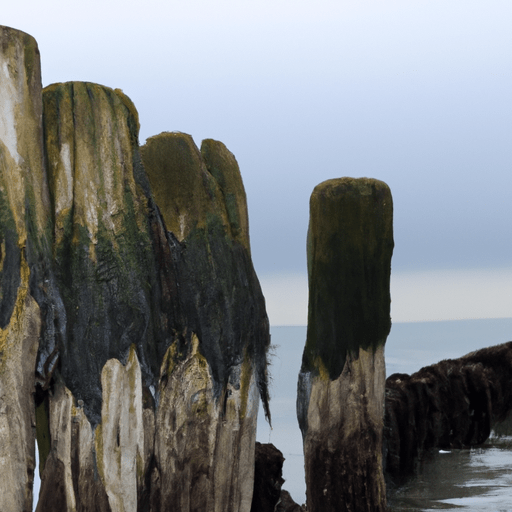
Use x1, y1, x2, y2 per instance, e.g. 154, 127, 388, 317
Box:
37, 84, 270, 511
302, 177, 393, 380
41, 82, 160, 427
1, 24, 270, 511
298, 177, 393, 512
0, 26, 48, 512
142, 132, 270, 511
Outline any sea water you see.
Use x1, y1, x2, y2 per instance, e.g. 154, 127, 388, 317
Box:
257, 319, 512, 510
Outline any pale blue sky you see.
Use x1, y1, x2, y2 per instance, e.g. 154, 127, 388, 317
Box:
5, 0, 512, 323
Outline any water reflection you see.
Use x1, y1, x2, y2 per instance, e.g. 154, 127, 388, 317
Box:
387, 436, 512, 511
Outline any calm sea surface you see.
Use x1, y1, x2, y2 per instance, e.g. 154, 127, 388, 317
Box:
257, 319, 512, 509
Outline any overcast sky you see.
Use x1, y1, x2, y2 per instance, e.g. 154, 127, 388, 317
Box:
5, 0, 512, 324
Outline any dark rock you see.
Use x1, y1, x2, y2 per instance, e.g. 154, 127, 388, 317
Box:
251, 442, 285, 512
276, 490, 306, 512
250, 442, 305, 512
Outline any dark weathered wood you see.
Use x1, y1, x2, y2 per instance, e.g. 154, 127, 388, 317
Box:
297, 177, 394, 512
384, 341, 512, 477
0, 25, 51, 512
33, 87, 272, 511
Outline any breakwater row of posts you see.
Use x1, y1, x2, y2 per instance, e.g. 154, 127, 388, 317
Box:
1, 25, 511, 512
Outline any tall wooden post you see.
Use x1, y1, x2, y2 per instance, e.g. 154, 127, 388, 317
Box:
297, 177, 394, 511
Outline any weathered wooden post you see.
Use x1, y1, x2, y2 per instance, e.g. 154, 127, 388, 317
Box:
141, 132, 270, 512
297, 177, 393, 511
36, 83, 272, 511
1, 25, 270, 511
0, 26, 53, 512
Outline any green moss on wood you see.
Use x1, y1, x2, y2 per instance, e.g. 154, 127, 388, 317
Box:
141, 132, 223, 239
40, 82, 272, 433
22, 32, 38, 84
41, 81, 160, 425
141, 132, 271, 420
302, 177, 394, 380
201, 139, 250, 251
95, 424, 106, 483
114, 88, 140, 143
